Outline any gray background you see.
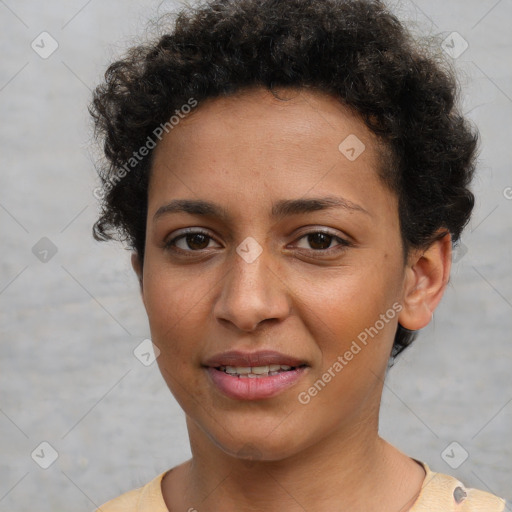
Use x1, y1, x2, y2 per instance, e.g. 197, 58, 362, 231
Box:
1, 0, 511, 510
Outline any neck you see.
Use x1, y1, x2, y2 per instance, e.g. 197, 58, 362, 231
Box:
162, 413, 425, 512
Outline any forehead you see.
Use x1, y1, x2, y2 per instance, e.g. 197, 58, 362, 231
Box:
148, 86, 394, 220
153, 86, 378, 161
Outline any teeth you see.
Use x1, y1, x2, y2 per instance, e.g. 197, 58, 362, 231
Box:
220, 364, 296, 377
251, 365, 269, 374
226, 366, 251, 374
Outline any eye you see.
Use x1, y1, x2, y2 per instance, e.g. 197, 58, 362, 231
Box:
293, 230, 351, 253
164, 229, 221, 253
164, 228, 351, 256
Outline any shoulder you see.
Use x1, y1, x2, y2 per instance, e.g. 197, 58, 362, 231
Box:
95, 487, 143, 512
411, 462, 507, 512
95, 471, 169, 512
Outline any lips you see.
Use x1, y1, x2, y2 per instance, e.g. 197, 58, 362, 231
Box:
203, 350, 307, 368
203, 350, 309, 400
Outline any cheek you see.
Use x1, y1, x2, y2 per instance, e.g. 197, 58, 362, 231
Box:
296, 264, 402, 411
302, 264, 400, 342
142, 262, 210, 363
296, 278, 398, 422
143, 268, 211, 406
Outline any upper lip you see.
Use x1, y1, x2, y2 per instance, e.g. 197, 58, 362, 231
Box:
203, 350, 308, 368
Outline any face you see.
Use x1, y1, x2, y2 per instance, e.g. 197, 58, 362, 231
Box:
138, 86, 410, 461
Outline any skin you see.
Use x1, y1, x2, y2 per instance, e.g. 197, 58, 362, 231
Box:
132, 86, 452, 511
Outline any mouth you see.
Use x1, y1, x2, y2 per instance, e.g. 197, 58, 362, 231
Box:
203, 350, 309, 400
203, 349, 307, 369
215, 363, 306, 378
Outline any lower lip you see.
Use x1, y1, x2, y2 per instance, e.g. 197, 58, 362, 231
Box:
206, 367, 307, 400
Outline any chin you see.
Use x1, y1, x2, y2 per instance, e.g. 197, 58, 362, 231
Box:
205, 422, 312, 463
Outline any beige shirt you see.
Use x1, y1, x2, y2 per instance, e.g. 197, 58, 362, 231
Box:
96, 462, 507, 511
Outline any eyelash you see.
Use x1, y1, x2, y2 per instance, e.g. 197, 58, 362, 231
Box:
164, 228, 352, 257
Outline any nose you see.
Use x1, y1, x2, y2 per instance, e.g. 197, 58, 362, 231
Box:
213, 242, 291, 333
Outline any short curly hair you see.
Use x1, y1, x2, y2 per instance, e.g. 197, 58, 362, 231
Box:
89, 0, 479, 359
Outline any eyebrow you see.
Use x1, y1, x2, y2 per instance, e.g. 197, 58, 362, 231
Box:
153, 196, 370, 222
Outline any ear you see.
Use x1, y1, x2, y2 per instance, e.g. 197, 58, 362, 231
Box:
131, 252, 144, 293
398, 231, 452, 331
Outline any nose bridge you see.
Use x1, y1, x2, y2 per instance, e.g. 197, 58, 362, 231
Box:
233, 240, 271, 295
214, 236, 289, 331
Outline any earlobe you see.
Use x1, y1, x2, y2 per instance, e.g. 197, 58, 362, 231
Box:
398, 232, 452, 331
131, 252, 144, 293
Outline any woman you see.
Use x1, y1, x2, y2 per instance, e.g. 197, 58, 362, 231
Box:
90, 0, 507, 509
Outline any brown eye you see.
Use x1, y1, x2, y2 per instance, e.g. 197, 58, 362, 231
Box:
182, 233, 210, 250
306, 233, 335, 250
294, 230, 349, 252
164, 229, 220, 253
